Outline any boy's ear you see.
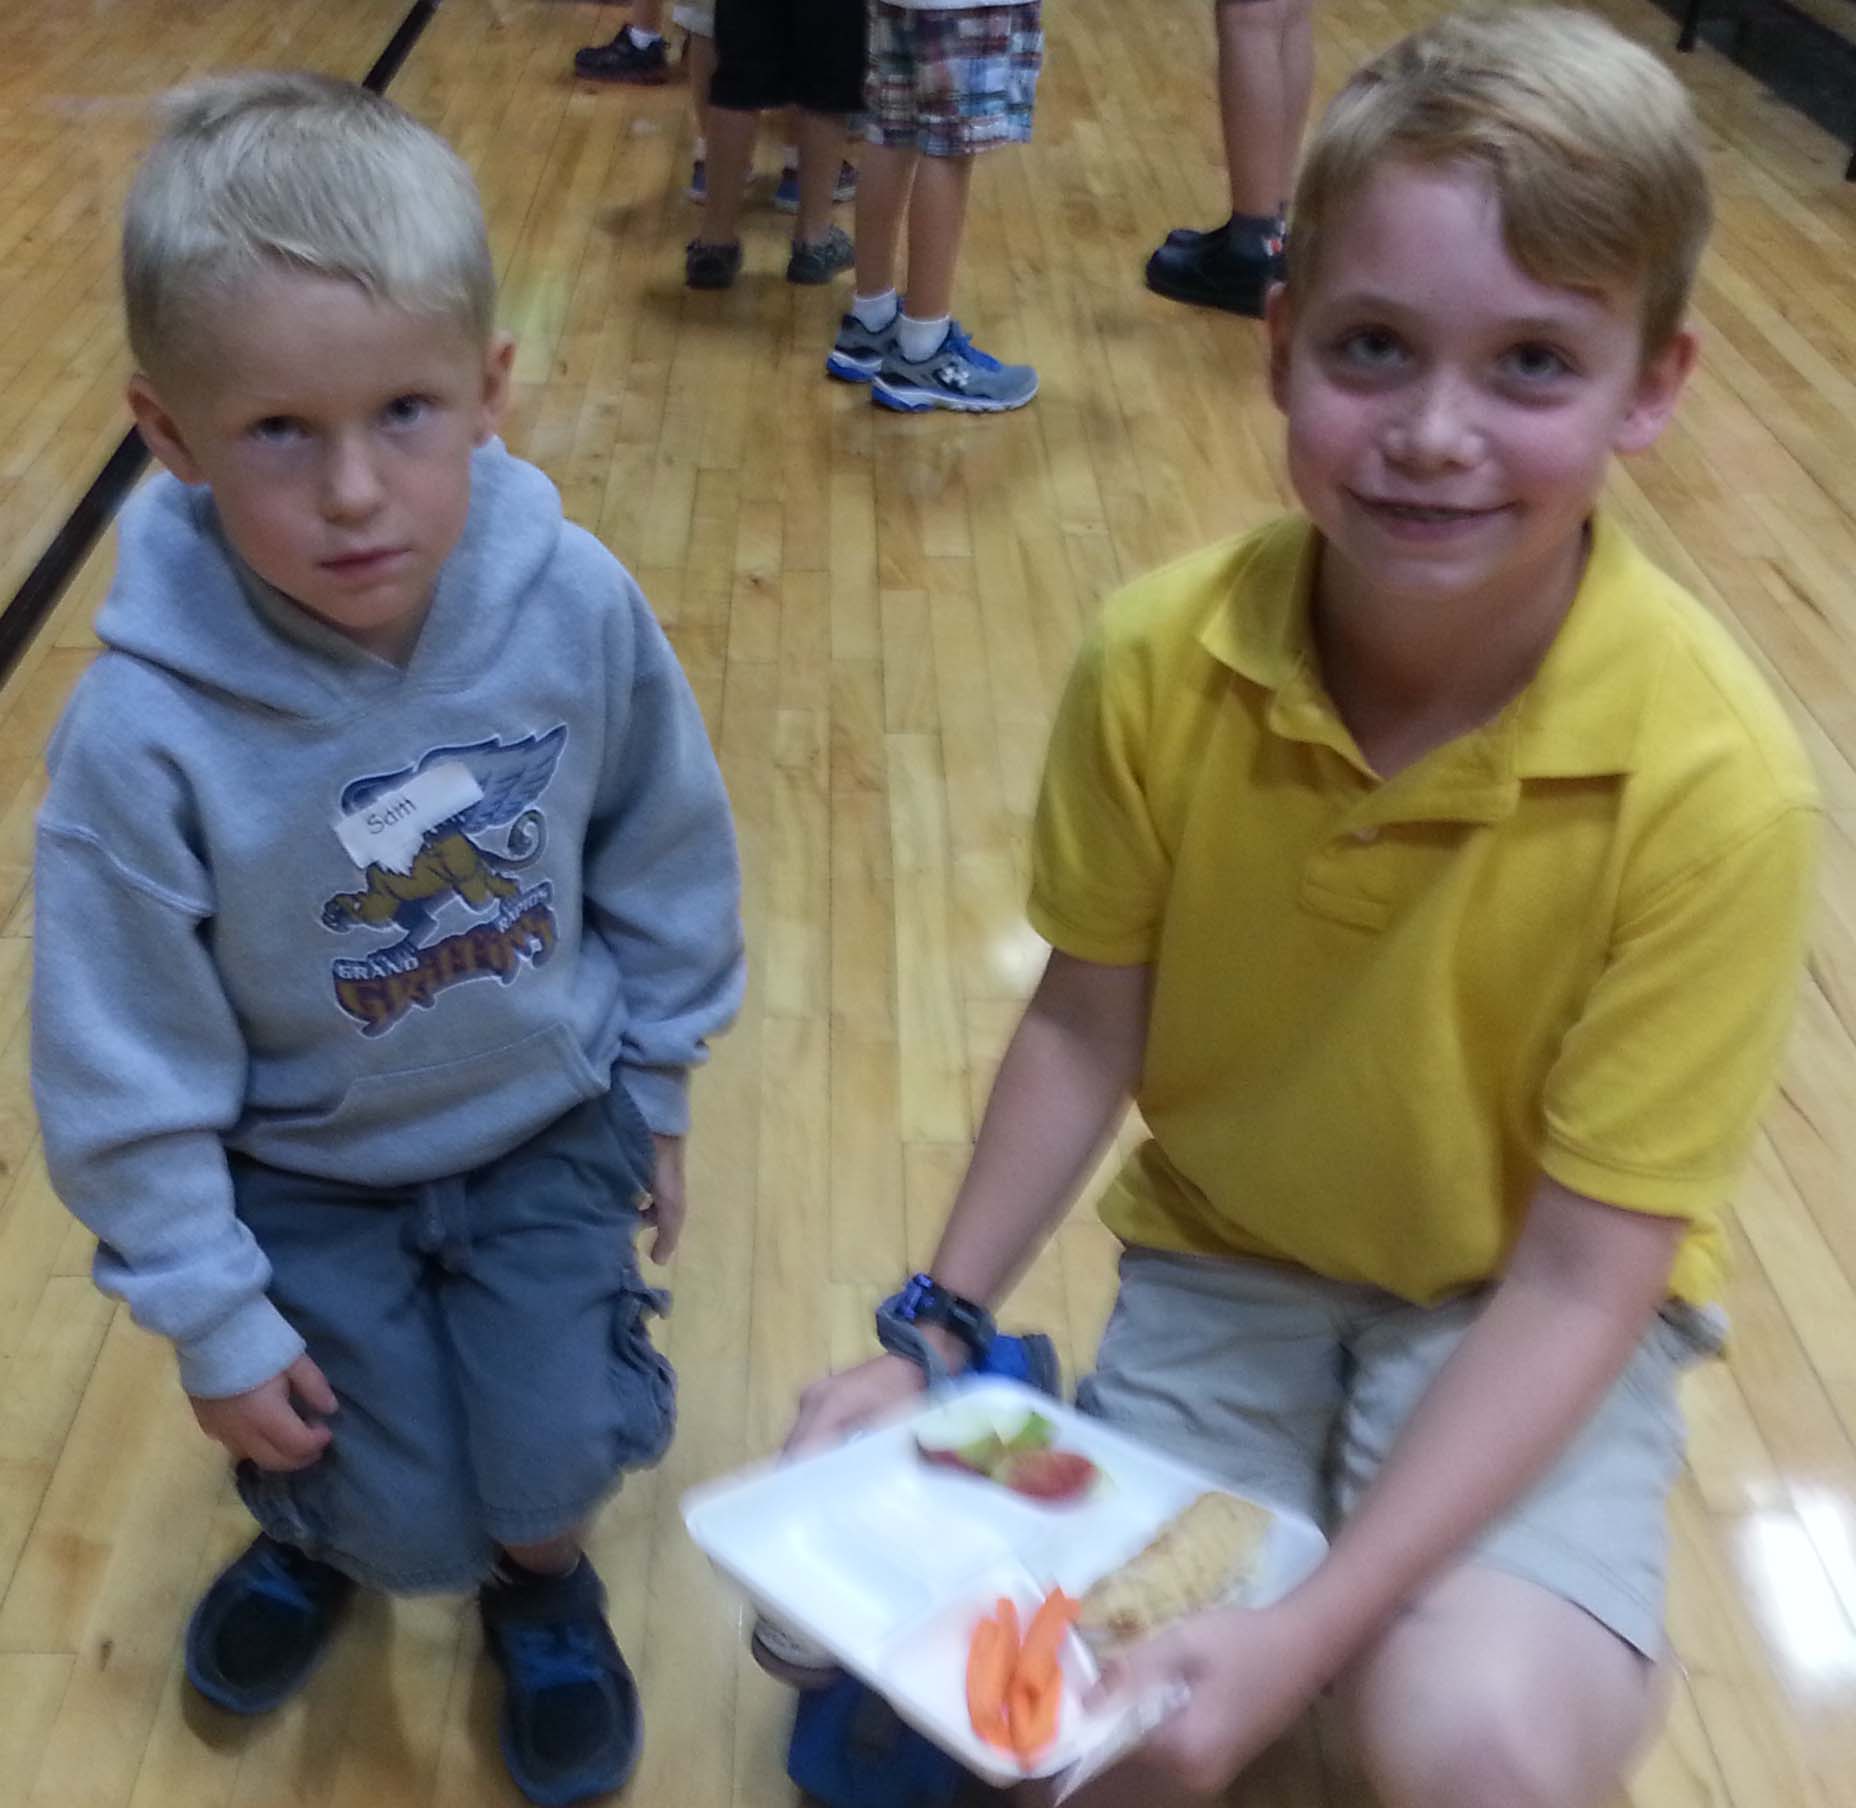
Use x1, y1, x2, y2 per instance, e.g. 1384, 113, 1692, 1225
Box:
1265, 283, 1295, 415
475, 332, 517, 445
1614, 326, 1698, 456
127, 375, 207, 484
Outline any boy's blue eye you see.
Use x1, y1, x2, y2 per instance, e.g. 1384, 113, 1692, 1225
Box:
1336, 328, 1407, 371
248, 416, 304, 446
383, 395, 432, 427
1502, 343, 1571, 383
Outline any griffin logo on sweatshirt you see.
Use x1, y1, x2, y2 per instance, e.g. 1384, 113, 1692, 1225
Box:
321, 726, 567, 1034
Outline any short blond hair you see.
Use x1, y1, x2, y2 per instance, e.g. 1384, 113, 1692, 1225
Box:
1290, 7, 1711, 352
124, 72, 494, 380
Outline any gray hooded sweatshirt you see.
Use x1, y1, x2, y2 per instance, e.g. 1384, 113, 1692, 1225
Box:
31, 441, 744, 1400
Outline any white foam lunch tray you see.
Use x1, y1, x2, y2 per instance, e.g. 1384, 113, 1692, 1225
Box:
682, 1379, 1328, 1792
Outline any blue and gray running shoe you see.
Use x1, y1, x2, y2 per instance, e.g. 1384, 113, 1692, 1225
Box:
870, 323, 1038, 414
825, 311, 899, 384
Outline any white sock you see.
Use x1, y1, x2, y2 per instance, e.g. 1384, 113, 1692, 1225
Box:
782, 144, 799, 168
626, 25, 661, 46
852, 289, 899, 332
898, 313, 950, 362
694, 136, 707, 161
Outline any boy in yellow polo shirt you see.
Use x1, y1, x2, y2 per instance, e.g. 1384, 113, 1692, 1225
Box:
786, 9, 1818, 1805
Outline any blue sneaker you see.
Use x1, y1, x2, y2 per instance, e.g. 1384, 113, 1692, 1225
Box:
481, 1557, 641, 1807
871, 323, 1038, 414
826, 310, 898, 382
773, 160, 856, 213
185, 1533, 354, 1716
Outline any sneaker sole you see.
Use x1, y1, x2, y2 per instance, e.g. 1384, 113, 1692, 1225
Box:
573, 68, 671, 86
825, 351, 883, 383
870, 376, 1039, 414
499, 1722, 641, 1808
1142, 262, 1269, 319
749, 1623, 844, 1691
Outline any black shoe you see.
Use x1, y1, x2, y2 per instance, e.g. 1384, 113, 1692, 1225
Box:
184, 1533, 354, 1716
481, 1557, 642, 1807
1163, 219, 1228, 251
785, 224, 854, 286
685, 239, 742, 289
1144, 230, 1282, 318
573, 30, 669, 84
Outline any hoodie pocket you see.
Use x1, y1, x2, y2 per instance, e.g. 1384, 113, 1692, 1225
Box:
237, 1022, 604, 1183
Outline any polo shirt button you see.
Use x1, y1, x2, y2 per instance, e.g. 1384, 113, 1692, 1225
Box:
1351, 826, 1379, 844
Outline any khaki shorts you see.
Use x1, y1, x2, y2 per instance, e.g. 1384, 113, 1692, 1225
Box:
1077, 1249, 1722, 1657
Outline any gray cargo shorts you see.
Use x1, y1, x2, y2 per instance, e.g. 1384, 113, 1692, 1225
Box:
231, 1083, 675, 1592
1077, 1248, 1722, 1657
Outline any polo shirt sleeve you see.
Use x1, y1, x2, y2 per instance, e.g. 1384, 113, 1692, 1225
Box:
1540, 803, 1819, 1218
1026, 621, 1170, 966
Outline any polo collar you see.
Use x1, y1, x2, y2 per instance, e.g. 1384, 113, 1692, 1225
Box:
1196, 511, 1660, 803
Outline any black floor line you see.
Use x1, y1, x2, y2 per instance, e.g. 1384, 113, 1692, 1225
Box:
0, 0, 442, 687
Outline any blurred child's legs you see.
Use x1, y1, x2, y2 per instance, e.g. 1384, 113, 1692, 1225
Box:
693, 0, 862, 281
1145, 0, 1313, 316
1214, 0, 1313, 221
231, 1083, 673, 1591
673, 2, 718, 159
838, 3, 1040, 410
1063, 1249, 1712, 1806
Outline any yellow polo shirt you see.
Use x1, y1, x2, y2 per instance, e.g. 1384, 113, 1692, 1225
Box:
1029, 514, 1819, 1305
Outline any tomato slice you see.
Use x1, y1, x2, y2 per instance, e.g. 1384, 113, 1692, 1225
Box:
1000, 1448, 1099, 1503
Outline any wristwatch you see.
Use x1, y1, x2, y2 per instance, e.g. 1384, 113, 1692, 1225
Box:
876, 1273, 996, 1381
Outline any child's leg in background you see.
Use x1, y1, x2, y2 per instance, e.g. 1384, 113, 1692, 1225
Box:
852, 141, 918, 302
573, 0, 673, 82
693, 0, 773, 253
1215, 0, 1312, 223
857, 3, 1041, 409
793, 109, 851, 245
781, 0, 863, 274
671, 4, 718, 196
895, 152, 973, 345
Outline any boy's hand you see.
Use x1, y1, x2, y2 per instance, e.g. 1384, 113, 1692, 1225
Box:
1094, 1601, 1334, 1796
190, 1354, 337, 1473
642, 1133, 686, 1262
784, 1353, 930, 1456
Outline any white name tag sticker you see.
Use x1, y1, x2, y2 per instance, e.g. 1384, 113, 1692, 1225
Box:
335, 761, 484, 874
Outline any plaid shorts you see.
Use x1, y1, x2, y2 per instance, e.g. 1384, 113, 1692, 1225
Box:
865, 2, 1044, 158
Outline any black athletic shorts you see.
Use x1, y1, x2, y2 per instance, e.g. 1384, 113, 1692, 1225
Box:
711, 0, 867, 114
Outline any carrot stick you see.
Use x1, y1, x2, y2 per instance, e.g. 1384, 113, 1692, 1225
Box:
996, 1596, 1021, 1653
966, 1613, 1014, 1750
1008, 1669, 1061, 1761
1018, 1587, 1078, 1683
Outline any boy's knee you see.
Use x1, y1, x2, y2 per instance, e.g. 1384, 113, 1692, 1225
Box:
1355, 1696, 1572, 1808
1345, 1639, 1644, 1808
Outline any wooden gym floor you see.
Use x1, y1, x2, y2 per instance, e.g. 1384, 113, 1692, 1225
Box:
0, 1, 1852, 1802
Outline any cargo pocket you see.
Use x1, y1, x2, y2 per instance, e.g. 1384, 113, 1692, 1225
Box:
609, 1261, 678, 1470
